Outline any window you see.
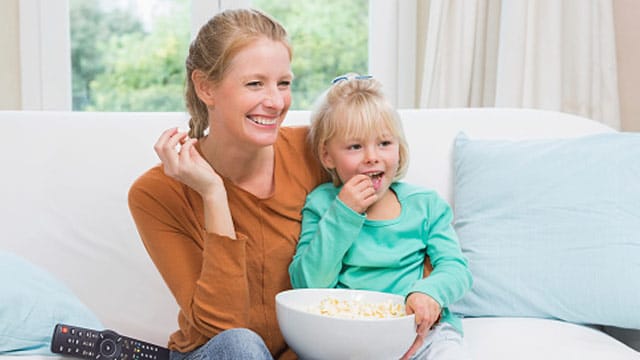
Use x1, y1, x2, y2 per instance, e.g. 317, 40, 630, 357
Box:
252, 0, 369, 109
70, 0, 190, 111
20, 0, 413, 111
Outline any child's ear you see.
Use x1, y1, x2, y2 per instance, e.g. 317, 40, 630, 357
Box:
192, 70, 216, 106
319, 144, 335, 169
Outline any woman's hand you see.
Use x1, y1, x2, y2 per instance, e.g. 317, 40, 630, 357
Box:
337, 174, 377, 214
155, 127, 235, 237
400, 292, 442, 360
154, 128, 223, 197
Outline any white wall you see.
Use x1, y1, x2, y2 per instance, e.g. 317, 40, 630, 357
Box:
0, 0, 21, 110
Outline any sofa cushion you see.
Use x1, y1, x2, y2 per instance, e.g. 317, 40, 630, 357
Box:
450, 132, 640, 329
463, 317, 640, 359
0, 251, 103, 355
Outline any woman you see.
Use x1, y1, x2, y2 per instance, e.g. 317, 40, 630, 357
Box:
128, 8, 326, 360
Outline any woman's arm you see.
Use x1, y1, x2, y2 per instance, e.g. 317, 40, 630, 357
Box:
128, 128, 249, 340
128, 175, 251, 339
154, 127, 235, 238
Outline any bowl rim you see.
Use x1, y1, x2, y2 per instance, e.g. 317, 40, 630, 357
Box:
276, 288, 416, 323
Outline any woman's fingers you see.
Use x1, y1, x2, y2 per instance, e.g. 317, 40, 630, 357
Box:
153, 127, 178, 156
179, 137, 195, 160
181, 138, 205, 173
155, 128, 189, 177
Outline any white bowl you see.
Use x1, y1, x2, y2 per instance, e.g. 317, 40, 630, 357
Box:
276, 288, 416, 360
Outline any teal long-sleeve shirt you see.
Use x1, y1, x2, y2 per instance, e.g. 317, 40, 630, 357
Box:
289, 182, 472, 333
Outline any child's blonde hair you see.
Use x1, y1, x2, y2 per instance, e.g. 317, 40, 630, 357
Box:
309, 73, 409, 186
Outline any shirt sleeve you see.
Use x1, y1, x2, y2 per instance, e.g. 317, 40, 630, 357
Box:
128, 171, 251, 339
408, 195, 473, 307
289, 188, 365, 288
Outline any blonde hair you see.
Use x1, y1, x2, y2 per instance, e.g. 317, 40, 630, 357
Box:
184, 8, 291, 138
309, 74, 409, 185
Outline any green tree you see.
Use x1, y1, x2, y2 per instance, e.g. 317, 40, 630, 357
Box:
88, 11, 189, 111
70, 0, 144, 110
71, 0, 367, 112
255, 0, 369, 110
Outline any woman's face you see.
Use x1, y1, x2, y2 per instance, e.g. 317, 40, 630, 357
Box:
208, 37, 293, 148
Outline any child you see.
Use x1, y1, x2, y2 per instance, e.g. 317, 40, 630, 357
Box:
288, 73, 473, 360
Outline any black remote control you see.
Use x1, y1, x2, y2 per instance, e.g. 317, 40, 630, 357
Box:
51, 324, 170, 360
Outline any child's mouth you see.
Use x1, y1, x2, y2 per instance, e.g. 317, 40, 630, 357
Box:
368, 172, 384, 191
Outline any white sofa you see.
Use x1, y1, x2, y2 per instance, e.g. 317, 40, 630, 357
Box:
1, 108, 638, 360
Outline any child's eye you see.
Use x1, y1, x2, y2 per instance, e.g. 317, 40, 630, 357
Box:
380, 140, 393, 147
347, 144, 362, 150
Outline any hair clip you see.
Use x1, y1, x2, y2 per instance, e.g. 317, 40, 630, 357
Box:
331, 74, 373, 84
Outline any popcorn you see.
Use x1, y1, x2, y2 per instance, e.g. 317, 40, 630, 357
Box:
307, 296, 407, 319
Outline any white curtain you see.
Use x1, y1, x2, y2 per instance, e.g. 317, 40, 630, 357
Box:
416, 0, 620, 129
418, 0, 501, 108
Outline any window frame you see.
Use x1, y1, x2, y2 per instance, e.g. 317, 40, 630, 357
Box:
19, 0, 72, 110
19, 0, 416, 110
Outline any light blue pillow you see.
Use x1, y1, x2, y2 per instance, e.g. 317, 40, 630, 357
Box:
450, 132, 640, 329
0, 251, 103, 355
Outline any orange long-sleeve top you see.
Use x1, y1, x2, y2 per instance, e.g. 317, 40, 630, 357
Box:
128, 126, 327, 359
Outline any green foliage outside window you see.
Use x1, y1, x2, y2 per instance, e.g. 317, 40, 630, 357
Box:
254, 0, 369, 109
70, 0, 368, 111
70, 0, 188, 111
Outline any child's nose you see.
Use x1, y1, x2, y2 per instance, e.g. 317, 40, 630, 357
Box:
364, 147, 379, 163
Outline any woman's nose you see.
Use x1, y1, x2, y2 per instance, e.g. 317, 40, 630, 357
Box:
264, 87, 285, 110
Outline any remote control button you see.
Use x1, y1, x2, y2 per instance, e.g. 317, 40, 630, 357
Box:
51, 324, 169, 360
100, 339, 117, 357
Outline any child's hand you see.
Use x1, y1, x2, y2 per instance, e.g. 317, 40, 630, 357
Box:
401, 292, 442, 360
337, 174, 378, 214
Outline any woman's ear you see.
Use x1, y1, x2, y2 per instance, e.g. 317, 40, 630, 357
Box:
192, 70, 216, 106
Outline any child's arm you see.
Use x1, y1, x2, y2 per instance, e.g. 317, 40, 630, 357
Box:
289, 186, 366, 288
409, 195, 473, 307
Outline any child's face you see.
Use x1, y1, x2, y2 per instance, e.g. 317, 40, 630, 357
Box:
321, 128, 400, 195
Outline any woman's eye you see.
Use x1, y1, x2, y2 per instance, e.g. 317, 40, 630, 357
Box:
278, 80, 292, 88
246, 81, 263, 87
